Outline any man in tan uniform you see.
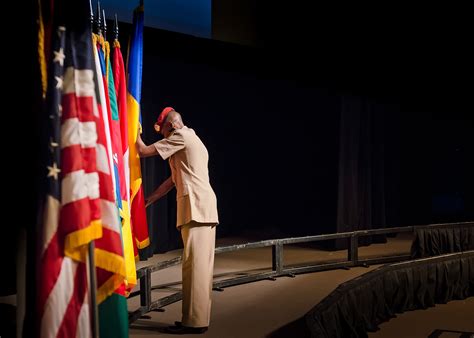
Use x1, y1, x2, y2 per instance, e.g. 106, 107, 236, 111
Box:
136, 107, 218, 334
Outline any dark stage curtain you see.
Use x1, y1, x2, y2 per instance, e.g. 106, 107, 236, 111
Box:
334, 96, 387, 248
110, 24, 183, 259
411, 223, 474, 259
305, 251, 474, 338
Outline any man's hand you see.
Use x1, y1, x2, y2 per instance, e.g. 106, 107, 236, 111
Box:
136, 128, 158, 158
145, 178, 175, 208
145, 195, 156, 208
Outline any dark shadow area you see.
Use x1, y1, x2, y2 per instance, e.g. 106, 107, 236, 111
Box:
428, 329, 474, 338
129, 319, 170, 334
266, 316, 311, 338
0, 303, 16, 338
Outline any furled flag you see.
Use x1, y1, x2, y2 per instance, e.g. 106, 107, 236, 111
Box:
127, 3, 150, 251
92, 33, 129, 338
113, 36, 138, 290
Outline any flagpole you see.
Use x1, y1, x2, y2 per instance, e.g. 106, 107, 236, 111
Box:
95, 1, 102, 37
88, 242, 99, 338
87, 3, 99, 337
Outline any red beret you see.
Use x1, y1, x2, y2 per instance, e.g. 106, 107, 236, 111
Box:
156, 107, 175, 131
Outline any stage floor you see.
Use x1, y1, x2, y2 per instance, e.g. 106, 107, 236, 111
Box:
129, 232, 474, 337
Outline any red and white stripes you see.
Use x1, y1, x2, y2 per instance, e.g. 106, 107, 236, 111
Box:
39, 66, 100, 338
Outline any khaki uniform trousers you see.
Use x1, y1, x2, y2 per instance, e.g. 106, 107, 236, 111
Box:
180, 221, 216, 327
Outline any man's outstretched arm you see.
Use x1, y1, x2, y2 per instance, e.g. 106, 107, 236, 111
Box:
136, 132, 158, 158
145, 177, 175, 207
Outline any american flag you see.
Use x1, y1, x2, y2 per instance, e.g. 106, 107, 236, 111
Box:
38, 1, 102, 337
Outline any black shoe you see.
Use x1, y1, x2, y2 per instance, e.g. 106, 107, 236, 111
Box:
166, 325, 208, 335
174, 321, 182, 327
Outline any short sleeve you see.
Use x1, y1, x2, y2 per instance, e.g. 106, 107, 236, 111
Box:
153, 130, 185, 160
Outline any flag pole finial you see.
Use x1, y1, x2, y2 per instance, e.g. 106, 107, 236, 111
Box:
102, 9, 107, 40
89, 0, 94, 30
114, 14, 119, 40
95, 1, 102, 36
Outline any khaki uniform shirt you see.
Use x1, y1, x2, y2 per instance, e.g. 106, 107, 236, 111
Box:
154, 126, 219, 227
